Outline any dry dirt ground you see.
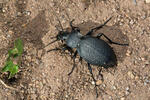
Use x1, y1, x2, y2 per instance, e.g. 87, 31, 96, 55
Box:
0, 0, 150, 100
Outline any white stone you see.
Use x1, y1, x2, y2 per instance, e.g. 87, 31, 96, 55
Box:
146, 0, 150, 3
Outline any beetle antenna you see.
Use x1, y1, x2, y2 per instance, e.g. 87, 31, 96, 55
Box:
50, 36, 56, 39
56, 15, 64, 31
49, 6, 64, 31
44, 39, 58, 48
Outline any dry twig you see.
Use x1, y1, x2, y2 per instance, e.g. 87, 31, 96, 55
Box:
0, 79, 18, 91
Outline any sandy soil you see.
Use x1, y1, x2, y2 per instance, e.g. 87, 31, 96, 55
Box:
0, 0, 150, 100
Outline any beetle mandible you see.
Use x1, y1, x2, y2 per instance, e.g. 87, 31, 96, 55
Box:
45, 17, 128, 97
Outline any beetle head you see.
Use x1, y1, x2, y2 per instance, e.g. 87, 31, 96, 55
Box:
44, 17, 69, 48
44, 31, 69, 48
56, 31, 69, 41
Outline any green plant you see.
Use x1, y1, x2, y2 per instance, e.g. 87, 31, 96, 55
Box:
1, 38, 23, 79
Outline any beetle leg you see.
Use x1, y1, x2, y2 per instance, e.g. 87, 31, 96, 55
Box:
68, 51, 78, 76
87, 63, 96, 83
70, 19, 75, 29
86, 17, 112, 36
96, 33, 129, 46
47, 47, 70, 54
79, 57, 83, 64
47, 44, 73, 55
47, 45, 66, 53
47, 47, 61, 52
87, 63, 99, 98
70, 19, 80, 31
98, 67, 104, 81
61, 44, 74, 55
64, 46, 73, 56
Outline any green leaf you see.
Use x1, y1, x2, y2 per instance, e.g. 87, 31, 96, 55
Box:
8, 48, 19, 58
14, 38, 23, 56
1, 60, 13, 72
8, 64, 19, 79
1, 60, 19, 79
1, 38, 23, 79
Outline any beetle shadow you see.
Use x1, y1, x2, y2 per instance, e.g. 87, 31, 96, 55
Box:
20, 10, 49, 49
75, 20, 129, 64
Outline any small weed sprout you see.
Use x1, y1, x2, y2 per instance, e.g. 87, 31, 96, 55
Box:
1, 38, 23, 79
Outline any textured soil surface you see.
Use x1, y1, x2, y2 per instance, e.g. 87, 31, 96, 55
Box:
0, 0, 150, 100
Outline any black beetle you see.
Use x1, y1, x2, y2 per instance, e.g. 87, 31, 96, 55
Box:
45, 17, 128, 97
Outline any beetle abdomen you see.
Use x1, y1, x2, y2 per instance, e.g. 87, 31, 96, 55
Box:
77, 37, 117, 68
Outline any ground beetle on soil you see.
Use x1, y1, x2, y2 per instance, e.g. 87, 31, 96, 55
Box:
45, 17, 128, 97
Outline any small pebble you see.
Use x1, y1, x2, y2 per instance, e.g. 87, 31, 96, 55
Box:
8, 30, 14, 34
126, 49, 132, 56
112, 86, 117, 90
96, 80, 103, 85
38, 50, 43, 58
120, 97, 125, 100
26, 56, 32, 62
128, 71, 135, 79
135, 75, 139, 80
2, 8, 6, 13
145, 61, 149, 65
126, 87, 130, 91
129, 20, 134, 25
18, 0, 24, 4
65, 95, 68, 98
125, 86, 130, 95
17, 12, 22, 16
24, 11, 31, 16
91, 81, 95, 85
141, 57, 145, 61
145, 0, 150, 3
51, 92, 55, 96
